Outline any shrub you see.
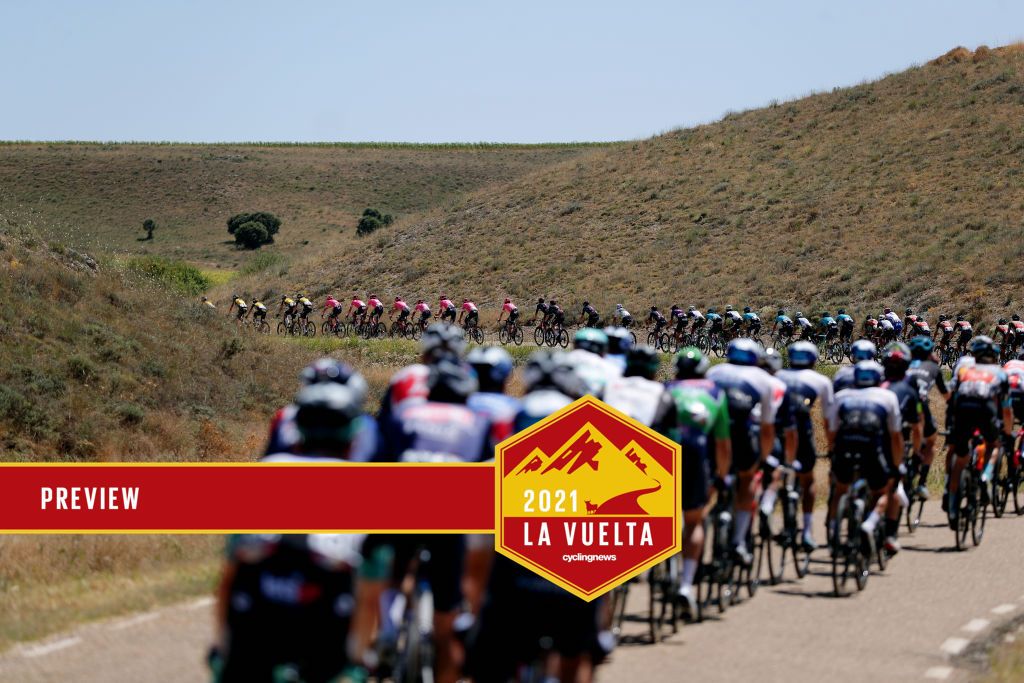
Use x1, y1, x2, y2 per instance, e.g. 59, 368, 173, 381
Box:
66, 355, 99, 383
235, 221, 270, 249
116, 402, 145, 426
239, 251, 284, 276
227, 212, 281, 238
356, 208, 394, 236
142, 219, 155, 240
125, 256, 211, 296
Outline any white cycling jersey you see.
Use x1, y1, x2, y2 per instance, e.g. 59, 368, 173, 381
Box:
879, 319, 894, 331
826, 386, 902, 434
706, 362, 781, 426
603, 375, 670, 427
566, 349, 622, 398
777, 367, 835, 417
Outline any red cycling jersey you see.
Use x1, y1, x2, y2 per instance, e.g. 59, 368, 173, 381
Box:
503, 302, 517, 313
323, 296, 340, 312
351, 298, 366, 310
957, 321, 972, 331
393, 300, 410, 312
462, 301, 477, 313
368, 297, 383, 309
440, 298, 455, 311
415, 301, 431, 313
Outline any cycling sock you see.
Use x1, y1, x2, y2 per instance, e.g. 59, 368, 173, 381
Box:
802, 513, 814, 538
733, 510, 752, 546
680, 558, 698, 588
759, 488, 777, 515
861, 510, 880, 533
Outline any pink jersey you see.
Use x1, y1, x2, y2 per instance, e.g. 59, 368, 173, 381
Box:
440, 298, 455, 311
394, 300, 410, 312
368, 297, 383, 309
351, 298, 366, 309
462, 301, 477, 313
503, 302, 517, 313
324, 296, 340, 310
415, 301, 431, 313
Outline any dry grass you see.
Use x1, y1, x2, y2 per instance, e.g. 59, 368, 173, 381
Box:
269, 44, 1024, 326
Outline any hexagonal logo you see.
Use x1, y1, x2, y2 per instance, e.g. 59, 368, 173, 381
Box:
495, 395, 682, 601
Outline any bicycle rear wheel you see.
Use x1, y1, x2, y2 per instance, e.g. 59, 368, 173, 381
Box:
972, 473, 987, 546
498, 327, 510, 344
992, 450, 1009, 518
954, 470, 971, 550
534, 327, 545, 346
557, 329, 569, 348
757, 510, 784, 585
514, 326, 524, 345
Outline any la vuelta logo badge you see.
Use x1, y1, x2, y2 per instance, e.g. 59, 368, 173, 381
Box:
495, 396, 682, 601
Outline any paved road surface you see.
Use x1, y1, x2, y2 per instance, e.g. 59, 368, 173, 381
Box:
2, 504, 1022, 682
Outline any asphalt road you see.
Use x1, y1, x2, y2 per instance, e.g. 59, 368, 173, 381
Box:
2, 504, 1022, 682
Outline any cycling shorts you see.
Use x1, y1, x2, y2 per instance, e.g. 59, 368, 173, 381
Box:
949, 403, 1001, 457
730, 426, 758, 473
831, 447, 890, 491
621, 315, 633, 327
420, 310, 432, 321
587, 312, 600, 327
508, 309, 520, 322
796, 435, 818, 473
373, 305, 384, 317
922, 402, 938, 438
397, 308, 410, 320
681, 448, 711, 511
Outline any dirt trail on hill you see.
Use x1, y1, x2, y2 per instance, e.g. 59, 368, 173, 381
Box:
2, 504, 1022, 682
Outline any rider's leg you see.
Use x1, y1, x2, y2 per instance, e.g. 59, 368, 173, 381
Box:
680, 508, 704, 591
799, 471, 816, 542
732, 465, 757, 550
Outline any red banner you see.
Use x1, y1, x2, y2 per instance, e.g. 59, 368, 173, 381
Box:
0, 464, 494, 533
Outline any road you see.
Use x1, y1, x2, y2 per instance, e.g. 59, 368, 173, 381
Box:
2, 504, 1022, 682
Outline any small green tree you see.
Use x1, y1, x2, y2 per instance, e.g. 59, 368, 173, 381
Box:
356, 208, 393, 236
228, 212, 281, 241
142, 218, 156, 240
235, 221, 270, 249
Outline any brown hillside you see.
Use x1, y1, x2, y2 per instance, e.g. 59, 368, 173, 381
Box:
0, 143, 602, 270
294, 44, 1024, 324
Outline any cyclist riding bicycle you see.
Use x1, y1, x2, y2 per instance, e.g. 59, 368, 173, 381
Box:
773, 309, 795, 339
836, 308, 855, 343
649, 306, 667, 336
533, 297, 549, 323
795, 311, 813, 339
390, 296, 410, 323
818, 311, 839, 342
707, 338, 780, 566
954, 315, 973, 353
706, 308, 724, 336
546, 300, 565, 328
1011, 314, 1024, 354
1005, 348, 1024, 427
878, 315, 896, 344
905, 336, 950, 500
994, 318, 1013, 351
458, 298, 479, 329
228, 294, 248, 321
723, 305, 743, 336
863, 314, 879, 342
614, 304, 634, 328
826, 361, 904, 551
497, 297, 519, 328
202, 296, 217, 310
321, 294, 341, 320
935, 314, 955, 347
944, 336, 1013, 527
367, 294, 384, 325
250, 299, 267, 325
439, 295, 457, 323
279, 295, 298, 325
347, 295, 367, 326
580, 300, 601, 328
902, 308, 919, 340
777, 341, 835, 550
687, 306, 706, 330
883, 307, 903, 336
297, 295, 314, 323
742, 306, 761, 337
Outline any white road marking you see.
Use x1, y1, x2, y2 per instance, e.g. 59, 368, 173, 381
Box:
108, 612, 159, 631
21, 637, 81, 658
992, 604, 1017, 615
940, 637, 969, 656
183, 596, 214, 611
924, 666, 952, 679
962, 618, 989, 633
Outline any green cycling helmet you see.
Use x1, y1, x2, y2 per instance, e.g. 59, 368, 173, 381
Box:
574, 327, 609, 356
674, 346, 709, 379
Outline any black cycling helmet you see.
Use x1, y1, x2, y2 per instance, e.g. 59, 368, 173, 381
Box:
427, 358, 478, 404
650, 305, 658, 311
905, 307, 913, 315
821, 311, 829, 318
537, 297, 544, 304
625, 345, 660, 379
395, 296, 402, 302
956, 314, 965, 322
582, 300, 590, 307
674, 347, 709, 379
1013, 314, 1021, 322
939, 314, 948, 321
760, 347, 783, 374
603, 326, 633, 356
969, 335, 998, 363
294, 383, 362, 452
881, 342, 911, 377
725, 305, 734, 312
838, 308, 846, 314
523, 351, 586, 397
999, 318, 1008, 325
420, 323, 466, 362
743, 306, 751, 313
777, 308, 785, 316
466, 346, 514, 392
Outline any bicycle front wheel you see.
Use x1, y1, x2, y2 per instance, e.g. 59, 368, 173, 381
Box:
534, 327, 545, 346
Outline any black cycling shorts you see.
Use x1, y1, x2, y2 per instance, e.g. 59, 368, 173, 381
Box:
373, 305, 384, 317
730, 426, 758, 473
1011, 394, 1024, 425
949, 403, 1000, 457
508, 309, 520, 322
831, 446, 890, 491
398, 309, 410, 320
922, 403, 938, 438
587, 312, 600, 327
681, 449, 711, 511
796, 435, 817, 473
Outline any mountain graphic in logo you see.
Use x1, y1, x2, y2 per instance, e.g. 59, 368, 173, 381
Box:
511, 423, 672, 516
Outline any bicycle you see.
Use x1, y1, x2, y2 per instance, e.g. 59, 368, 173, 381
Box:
276, 314, 298, 336
389, 547, 435, 683
696, 485, 737, 618
949, 429, 988, 551
829, 453, 875, 597
757, 462, 811, 585
902, 453, 927, 534
646, 555, 681, 643
463, 321, 484, 345
497, 320, 524, 346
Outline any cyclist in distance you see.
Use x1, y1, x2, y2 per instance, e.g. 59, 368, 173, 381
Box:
297, 294, 315, 326
366, 294, 384, 325
706, 307, 724, 337
944, 336, 1013, 527
878, 314, 897, 344
390, 296, 410, 324
902, 308, 919, 340
863, 312, 879, 342
882, 307, 902, 336
994, 318, 1013, 352
773, 308, 795, 340
533, 297, 549, 323
1010, 314, 1024, 355
795, 311, 813, 340
1004, 347, 1024, 428
935, 314, 955, 345
250, 298, 267, 326
347, 294, 367, 326
614, 303, 634, 328
547, 300, 566, 328
742, 306, 761, 337
439, 294, 457, 323
905, 336, 950, 500
322, 294, 344, 329
279, 294, 298, 325
458, 297, 479, 329
202, 296, 217, 310
414, 298, 431, 326
707, 338, 780, 566
580, 300, 601, 328
670, 304, 689, 341
659, 347, 731, 617
496, 297, 519, 328
818, 311, 839, 341
723, 305, 743, 337
687, 305, 706, 331
212, 380, 372, 683
777, 341, 835, 550
954, 315, 974, 353
228, 293, 248, 322
649, 306, 668, 338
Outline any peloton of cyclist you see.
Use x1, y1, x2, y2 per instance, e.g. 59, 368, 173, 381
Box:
580, 300, 601, 328
458, 298, 479, 329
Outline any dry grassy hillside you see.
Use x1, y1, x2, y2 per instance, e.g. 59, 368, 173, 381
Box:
0, 142, 602, 270
291, 45, 1024, 324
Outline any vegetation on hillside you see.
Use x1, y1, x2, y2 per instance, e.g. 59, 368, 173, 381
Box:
284, 44, 1024, 325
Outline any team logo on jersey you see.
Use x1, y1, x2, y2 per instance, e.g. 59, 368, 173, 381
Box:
494, 396, 682, 601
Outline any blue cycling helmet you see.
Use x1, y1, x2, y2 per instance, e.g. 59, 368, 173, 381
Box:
853, 360, 884, 388
726, 338, 762, 366
850, 339, 877, 362
466, 345, 514, 392
787, 340, 818, 369
907, 335, 934, 359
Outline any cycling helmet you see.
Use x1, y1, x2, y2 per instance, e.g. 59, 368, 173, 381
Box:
574, 328, 609, 355
395, 296, 401, 302
939, 314, 948, 321
956, 314, 964, 322
232, 293, 240, 301
1013, 314, 1021, 322
708, 307, 717, 314
795, 311, 803, 318
838, 308, 846, 314
416, 299, 424, 304
853, 360, 884, 388
777, 308, 785, 316
999, 318, 1008, 325
787, 340, 818, 369
281, 295, 287, 301
299, 358, 368, 405
969, 335, 998, 363
821, 311, 829, 318
905, 307, 913, 315
420, 323, 466, 361
369, 294, 377, 300
850, 339, 877, 362
650, 305, 658, 311
725, 305, 734, 312
726, 338, 762, 366
625, 345, 660, 379
504, 298, 511, 304
538, 297, 545, 304
760, 347, 783, 374
907, 335, 935, 359
466, 346, 514, 392
294, 383, 362, 450
674, 347, 709, 379
523, 351, 586, 398
462, 298, 468, 303
427, 358, 478, 403
881, 342, 911, 375
583, 301, 590, 307
743, 306, 751, 313
440, 294, 447, 300
689, 306, 696, 312
616, 303, 624, 310
603, 326, 633, 355
884, 308, 892, 315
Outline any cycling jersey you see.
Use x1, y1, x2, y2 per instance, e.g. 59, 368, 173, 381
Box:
323, 296, 340, 314
796, 317, 811, 329
414, 302, 430, 314
827, 387, 902, 490
350, 298, 366, 311
603, 375, 673, 427
264, 407, 379, 462
565, 348, 621, 398
707, 312, 723, 324
468, 392, 522, 454
298, 297, 313, 310
949, 363, 1010, 454
725, 310, 742, 324
233, 297, 248, 309
883, 377, 924, 444
688, 310, 705, 323
462, 301, 478, 314
837, 314, 854, 326
1012, 321, 1024, 337
883, 311, 901, 327
649, 310, 667, 326
907, 358, 947, 437
707, 363, 781, 471
777, 367, 834, 470
535, 302, 549, 315
743, 312, 761, 324
617, 307, 631, 320
252, 302, 267, 313
393, 300, 410, 313
368, 297, 383, 312
1005, 359, 1024, 422
937, 320, 954, 337
503, 302, 518, 314
832, 365, 856, 393
516, 389, 575, 431
819, 316, 837, 329
956, 321, 973, 333
659, 379, 731, 510
879, 319, 894, 331
440, 298, 456, 311
582, 304, 599, 324
380, 400, 491, 463
775, 315, 793, 328
377, 364, 431, 425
